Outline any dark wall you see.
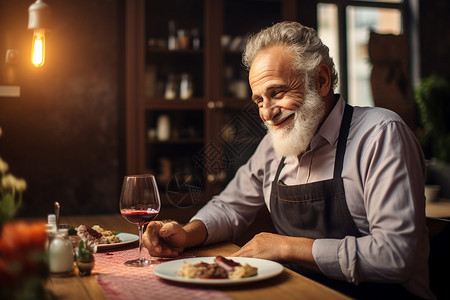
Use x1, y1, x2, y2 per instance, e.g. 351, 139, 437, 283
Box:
0, 0, 125, 218
419, 0, 450, 80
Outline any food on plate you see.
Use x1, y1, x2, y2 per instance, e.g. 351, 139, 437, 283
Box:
76, 224, 122, 245
91, 225, 122, 244
177, 256, 257, 279
178, 261, 228, 279
216, 256, 258, 279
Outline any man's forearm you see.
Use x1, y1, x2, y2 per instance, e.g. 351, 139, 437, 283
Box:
283, 236, 320, 272
183, 219, 208, 248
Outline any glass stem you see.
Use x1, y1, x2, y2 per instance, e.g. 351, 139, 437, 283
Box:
138, 224, 144, 260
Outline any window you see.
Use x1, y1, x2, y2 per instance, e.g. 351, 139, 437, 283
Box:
318, 4, 340, 94
318, 1, 411, 107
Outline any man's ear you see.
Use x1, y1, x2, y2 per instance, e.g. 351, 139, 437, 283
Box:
315, 64, 331, 97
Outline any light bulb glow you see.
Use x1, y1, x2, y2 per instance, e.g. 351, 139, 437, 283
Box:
31, 29, 45, 67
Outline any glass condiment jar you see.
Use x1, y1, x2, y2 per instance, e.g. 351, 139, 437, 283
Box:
177, 29, 190, 49
180, 73, 193, 100
191, 28, 200, 50
49, 228, 74, 276
156, 114, 171, 141
164, 74, 178, 100
168, 20, 178, 50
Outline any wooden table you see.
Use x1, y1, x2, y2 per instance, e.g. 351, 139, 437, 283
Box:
426, 198, 450, 219
43, 214, 351, 300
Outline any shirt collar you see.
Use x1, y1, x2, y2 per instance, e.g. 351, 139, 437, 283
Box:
310, 94, 346, 149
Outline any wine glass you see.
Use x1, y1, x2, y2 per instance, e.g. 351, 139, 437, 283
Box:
119, 174, 161, 267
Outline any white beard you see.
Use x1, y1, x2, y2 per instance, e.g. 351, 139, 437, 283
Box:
266, 89, 325, 158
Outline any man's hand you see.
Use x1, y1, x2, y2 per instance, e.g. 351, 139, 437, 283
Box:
143, 219, 208, 258
232, 232, 320, 272
143, 220, 186, 257
232, 232, 288, 261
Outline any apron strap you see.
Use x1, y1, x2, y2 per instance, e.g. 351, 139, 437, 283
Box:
274, 156, 286, 183
333, 104, 354, 179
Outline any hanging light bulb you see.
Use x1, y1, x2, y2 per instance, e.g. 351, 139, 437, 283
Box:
28, 0, 51, 68
31, 28, 45, 67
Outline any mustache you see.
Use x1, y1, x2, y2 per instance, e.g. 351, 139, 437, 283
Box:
265, 110, 296, 126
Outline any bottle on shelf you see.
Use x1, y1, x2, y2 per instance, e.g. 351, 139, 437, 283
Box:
164, 74, 178, 100
157, 114, 171, 141
177, 29, 190, 49
191, 28, 201, 50
168, 20, 179, 50
180, 73, 193, 100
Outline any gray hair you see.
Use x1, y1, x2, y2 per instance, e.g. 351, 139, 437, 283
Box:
242, 21, 338, 91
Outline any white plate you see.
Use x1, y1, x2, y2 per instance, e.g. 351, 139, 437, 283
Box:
96, 232, 139, 250
153, 257, 284, 285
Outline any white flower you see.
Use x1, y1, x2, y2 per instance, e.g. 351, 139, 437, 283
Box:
0, 157, 8, 174
15, 178, 27, 192
1, 174, 27, 192
1, 173, 15, 189
0, 128, 26, 224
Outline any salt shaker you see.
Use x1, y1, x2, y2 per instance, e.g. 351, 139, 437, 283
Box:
45, 214, 57, 250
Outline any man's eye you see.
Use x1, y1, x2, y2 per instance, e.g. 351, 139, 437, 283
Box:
273, 91, 285, 98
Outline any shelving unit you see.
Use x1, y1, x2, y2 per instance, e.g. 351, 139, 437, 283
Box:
126, 0, 298, 207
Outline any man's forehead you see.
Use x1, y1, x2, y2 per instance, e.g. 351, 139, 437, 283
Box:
252, 45, 293, 67
249, 47, 295, 86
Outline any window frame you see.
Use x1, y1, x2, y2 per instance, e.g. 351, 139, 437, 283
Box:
317, 0, 418, 102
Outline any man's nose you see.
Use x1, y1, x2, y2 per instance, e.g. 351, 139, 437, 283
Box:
261, 100, 280, 122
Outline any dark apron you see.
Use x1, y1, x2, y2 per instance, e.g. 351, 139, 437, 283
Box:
269, 104, 421, 300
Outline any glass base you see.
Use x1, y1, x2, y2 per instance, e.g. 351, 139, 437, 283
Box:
124, 258, 150, 267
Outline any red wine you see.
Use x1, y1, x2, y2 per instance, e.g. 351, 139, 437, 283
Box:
121, 209, 159, 225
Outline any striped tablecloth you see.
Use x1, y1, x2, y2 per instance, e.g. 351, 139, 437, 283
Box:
93, 248, 231, 300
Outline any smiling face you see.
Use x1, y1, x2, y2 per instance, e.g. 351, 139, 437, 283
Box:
249, 45, 327, 157
250, 46, 305, 129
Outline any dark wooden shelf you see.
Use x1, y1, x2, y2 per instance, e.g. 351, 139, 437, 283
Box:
147, 47, 204, 55
126, 0, 297, 201
147, 138, 204, 144
144, 97, 205, 110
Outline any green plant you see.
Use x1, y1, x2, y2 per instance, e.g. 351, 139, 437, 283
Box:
76, 239, 95, 262
414, 75, 450, 164
0, 127, 27, 228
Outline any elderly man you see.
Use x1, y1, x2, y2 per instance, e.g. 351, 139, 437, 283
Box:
143, 21, 434, 299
